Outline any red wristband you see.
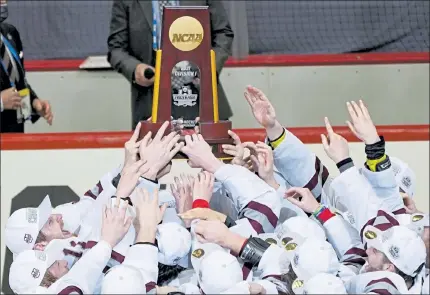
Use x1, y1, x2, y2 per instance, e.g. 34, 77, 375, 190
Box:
192, 199, 209, 209
317, 208, 336, 224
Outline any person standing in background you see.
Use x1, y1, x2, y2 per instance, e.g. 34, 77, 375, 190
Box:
0, 0, 53, 133
107, 0, 234, 129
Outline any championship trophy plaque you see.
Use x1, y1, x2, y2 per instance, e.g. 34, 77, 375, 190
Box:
139, 6, 233, 158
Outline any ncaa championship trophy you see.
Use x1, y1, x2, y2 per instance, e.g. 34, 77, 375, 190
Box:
139, 6, 233, 159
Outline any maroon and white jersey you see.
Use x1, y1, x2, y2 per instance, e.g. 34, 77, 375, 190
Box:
346, 271, 409, 294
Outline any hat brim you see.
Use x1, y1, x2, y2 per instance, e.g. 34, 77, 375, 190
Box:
37, 195, 53, 231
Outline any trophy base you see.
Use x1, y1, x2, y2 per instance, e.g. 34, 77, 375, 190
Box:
139, 120, 234, 161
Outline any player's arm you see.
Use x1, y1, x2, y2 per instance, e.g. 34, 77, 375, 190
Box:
214, 164, 281, 234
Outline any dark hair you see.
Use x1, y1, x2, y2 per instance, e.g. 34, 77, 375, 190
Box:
35, 231, 47, 245
40, 270, 57, 288
269, 264, 297, 294
383, 254, 424, 288
157, 263, 186, 285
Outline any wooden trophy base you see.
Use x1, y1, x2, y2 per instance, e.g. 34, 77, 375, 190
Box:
139, 120, 234, 161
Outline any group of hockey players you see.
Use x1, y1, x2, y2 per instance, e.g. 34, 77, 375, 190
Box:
4, 86, 429, 294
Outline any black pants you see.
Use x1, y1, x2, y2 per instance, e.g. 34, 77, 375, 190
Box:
1, 122, 24, 133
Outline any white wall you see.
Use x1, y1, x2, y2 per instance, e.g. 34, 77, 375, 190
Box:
24, 63, 429, 133
1, 140, 429, 275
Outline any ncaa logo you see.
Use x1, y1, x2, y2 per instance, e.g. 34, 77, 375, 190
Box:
24, 234, 33, 244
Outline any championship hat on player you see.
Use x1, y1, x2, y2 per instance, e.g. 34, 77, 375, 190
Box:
275, 216, 326, 246
190, 242, 243, 294
363, 225, 426, 276
303, 273, 347, 294
396, 212, 429, 235
156, 222, 191, 268
290, 238, 341, 294
5, 195, 53, 254
101, 264, 151, 294
390, 157, 416, 198
9, 249, 56, 294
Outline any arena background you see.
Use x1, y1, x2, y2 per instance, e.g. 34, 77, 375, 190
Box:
1, 1, 429, 294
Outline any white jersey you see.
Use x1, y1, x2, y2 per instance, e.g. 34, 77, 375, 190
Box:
346, 271, 409, 294
47, 241, 112, 294
213, 164, 281, 234
77, 177, 162, 270
270, 129, 333, 205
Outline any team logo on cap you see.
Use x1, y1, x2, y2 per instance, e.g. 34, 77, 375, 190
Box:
402, 176, 411, 188
291, 279, 304, 290
265, 238, 278, 245
412, 214, 424, 222
192, 248, 204, 258
281, 237, 298, 251
31, 268, 40, 279
389, 245, 400, 259
285, 242, 298, 251
35, 251, 47, 261
24, 233, 33, 244
364, 230, 377, 240
26, 208, 38, 224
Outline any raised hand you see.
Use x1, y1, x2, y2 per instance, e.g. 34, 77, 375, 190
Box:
222, 130, 247, 166
133, 188, 167, 243
181, 134, 222, 173
123, 122, 144, 170
170, 174, 194, 215
193, 171, 215, 203
321, 117, 350, 164
101, 198, 132, 248
346, 100, 380, 145
284, 187, 320, 214
244, 86, 277, 129
253, 142, 278, 189
139, 121, 184, 179
116, 159, 150, 199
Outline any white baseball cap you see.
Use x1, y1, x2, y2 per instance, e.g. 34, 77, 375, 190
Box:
156, 222, 191, 267
275, 216, 326, 243
390, 157, 416, 198
9, 249, 56, 294
303, 273, 346, 294
396, 213, 429, 235
363, 225, 426, 276
101, 264, 149, 294
5, 195, 53, 254
220, 281, 250, 294
190, 242, 243, 294
291, 238, 340, 283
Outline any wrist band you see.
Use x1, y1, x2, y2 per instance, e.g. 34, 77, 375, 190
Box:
365, 136, 385, 160
313, 205, 335, 225
192, 199, 209, 209
239, 237, 270, 266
